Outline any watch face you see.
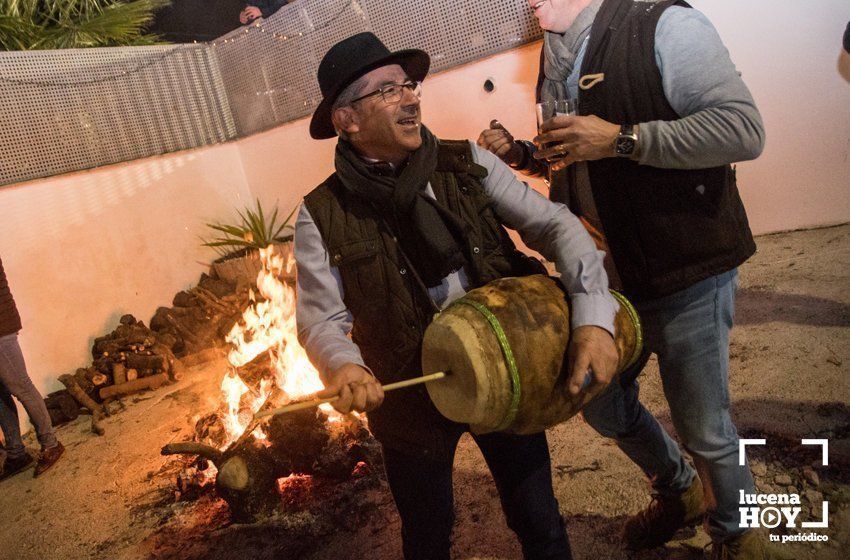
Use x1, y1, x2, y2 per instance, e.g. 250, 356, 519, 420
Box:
617, 137, 636, 155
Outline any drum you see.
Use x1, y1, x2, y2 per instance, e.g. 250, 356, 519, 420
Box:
422, 275, 642, 435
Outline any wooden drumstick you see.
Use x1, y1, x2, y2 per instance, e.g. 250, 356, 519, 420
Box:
253, 371, 448, 419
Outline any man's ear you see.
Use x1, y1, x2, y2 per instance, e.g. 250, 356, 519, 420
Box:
332, 107, 360, 136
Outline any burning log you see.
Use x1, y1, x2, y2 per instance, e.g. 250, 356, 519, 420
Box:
161, 248, 382, 522
163, 393, 291, 522
59, 374, 106, 435
162, 384, 350, 521
162, 409, 381, 523
161, 442, 222, 465
235, 352, 273, 392
266, 409, 330, 473
210, 439, 286, 522
162, 405, 382, 522
194, 413, 228, 449
99, 372, 167, 400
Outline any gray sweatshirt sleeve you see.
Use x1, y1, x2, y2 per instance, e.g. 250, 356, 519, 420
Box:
470, 142, 618, 335
638, 6, 765, 169
294, 203, 369, 383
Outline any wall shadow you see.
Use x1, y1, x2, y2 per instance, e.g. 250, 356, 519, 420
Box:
735, 288, 850, 327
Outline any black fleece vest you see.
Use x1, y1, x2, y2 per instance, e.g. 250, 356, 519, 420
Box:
304, 140, 543, 459
573, 0, 756, 300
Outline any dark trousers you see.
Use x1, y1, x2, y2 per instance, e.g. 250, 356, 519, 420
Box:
0, 333, 57, 460
382, 431, 572, 560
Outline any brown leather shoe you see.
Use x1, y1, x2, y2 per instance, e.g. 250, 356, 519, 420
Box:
34, 442, 65, 477
708, 529, 791, 560
622, 473, 706, 550
1, 454, 34, 480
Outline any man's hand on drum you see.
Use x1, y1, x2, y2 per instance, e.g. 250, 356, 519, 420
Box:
477, 124, 524, 167
317, 363, 384, 414
567, 325, 619, 397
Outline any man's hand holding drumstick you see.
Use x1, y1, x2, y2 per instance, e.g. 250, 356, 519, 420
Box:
316, 363, 384, 414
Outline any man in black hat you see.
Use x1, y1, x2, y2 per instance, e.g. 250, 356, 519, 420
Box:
295, 32, 620, 559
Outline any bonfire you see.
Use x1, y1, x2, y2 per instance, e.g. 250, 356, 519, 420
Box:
161, 246, 381, 522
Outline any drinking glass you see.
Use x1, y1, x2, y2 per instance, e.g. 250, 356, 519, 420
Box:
535, 99, 578, 162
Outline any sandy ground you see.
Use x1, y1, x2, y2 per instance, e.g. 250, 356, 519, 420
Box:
1, 224, 848, 560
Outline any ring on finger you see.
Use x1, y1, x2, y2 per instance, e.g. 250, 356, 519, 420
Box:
554, 143, 570, 156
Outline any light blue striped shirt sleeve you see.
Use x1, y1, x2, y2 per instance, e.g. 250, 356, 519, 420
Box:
295, 145, 618, 380
469, 142, 618, 333
639, 6, 765, 168
294, 204, 367, 383
568, 6, 764, 169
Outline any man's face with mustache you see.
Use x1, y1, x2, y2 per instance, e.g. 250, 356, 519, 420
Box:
334, 64, 423, 165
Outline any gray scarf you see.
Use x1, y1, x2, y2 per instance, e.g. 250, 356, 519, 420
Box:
540, 0, 603, 103
334, 125, 470, 288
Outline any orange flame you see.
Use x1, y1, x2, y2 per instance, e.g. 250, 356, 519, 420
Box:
217, 245, 330, 448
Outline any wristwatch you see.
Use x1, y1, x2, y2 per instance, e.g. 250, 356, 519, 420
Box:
614, 124, 638, 158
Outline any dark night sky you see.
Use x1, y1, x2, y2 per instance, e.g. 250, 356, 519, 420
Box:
151, 0, 246, 43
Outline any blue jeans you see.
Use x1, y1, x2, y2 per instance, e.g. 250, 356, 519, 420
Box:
583, 270, 754, 539
383, 431, 572, 560
0, 333, 58, 460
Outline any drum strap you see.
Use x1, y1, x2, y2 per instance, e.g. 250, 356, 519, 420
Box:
453, 298, 521, 431
609, 290, 644, 370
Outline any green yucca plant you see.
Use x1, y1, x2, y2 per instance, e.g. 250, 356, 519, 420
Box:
0, 0, 170, 51
202, 200, 297, 261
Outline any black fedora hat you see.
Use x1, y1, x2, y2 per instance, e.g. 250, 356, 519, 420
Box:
309, 32, 430, 140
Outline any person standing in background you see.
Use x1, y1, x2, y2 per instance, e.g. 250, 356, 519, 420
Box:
0, 256, 65, 480
239, 0, 293, 25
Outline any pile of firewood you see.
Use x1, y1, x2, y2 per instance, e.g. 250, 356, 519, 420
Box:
47, 273, 252, 436
55, 314, 181, 435
149, 273, 248, 358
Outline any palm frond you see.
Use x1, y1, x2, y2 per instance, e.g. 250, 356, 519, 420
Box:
0, 0, 170, 51
201, 201, 299, 258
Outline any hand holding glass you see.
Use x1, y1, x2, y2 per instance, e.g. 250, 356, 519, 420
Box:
535, 99, 578, 162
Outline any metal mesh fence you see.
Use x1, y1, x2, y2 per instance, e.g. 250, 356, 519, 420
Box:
0, 0, 541, 187
0, 45, 235, 186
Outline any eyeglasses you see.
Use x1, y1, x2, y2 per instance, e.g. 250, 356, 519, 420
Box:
349, 80, 422, 105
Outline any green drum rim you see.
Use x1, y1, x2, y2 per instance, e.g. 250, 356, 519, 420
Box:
609, 289, 644, 370
452, 298, 521, 431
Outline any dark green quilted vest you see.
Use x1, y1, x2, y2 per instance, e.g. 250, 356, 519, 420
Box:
304, 140, 543, 459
